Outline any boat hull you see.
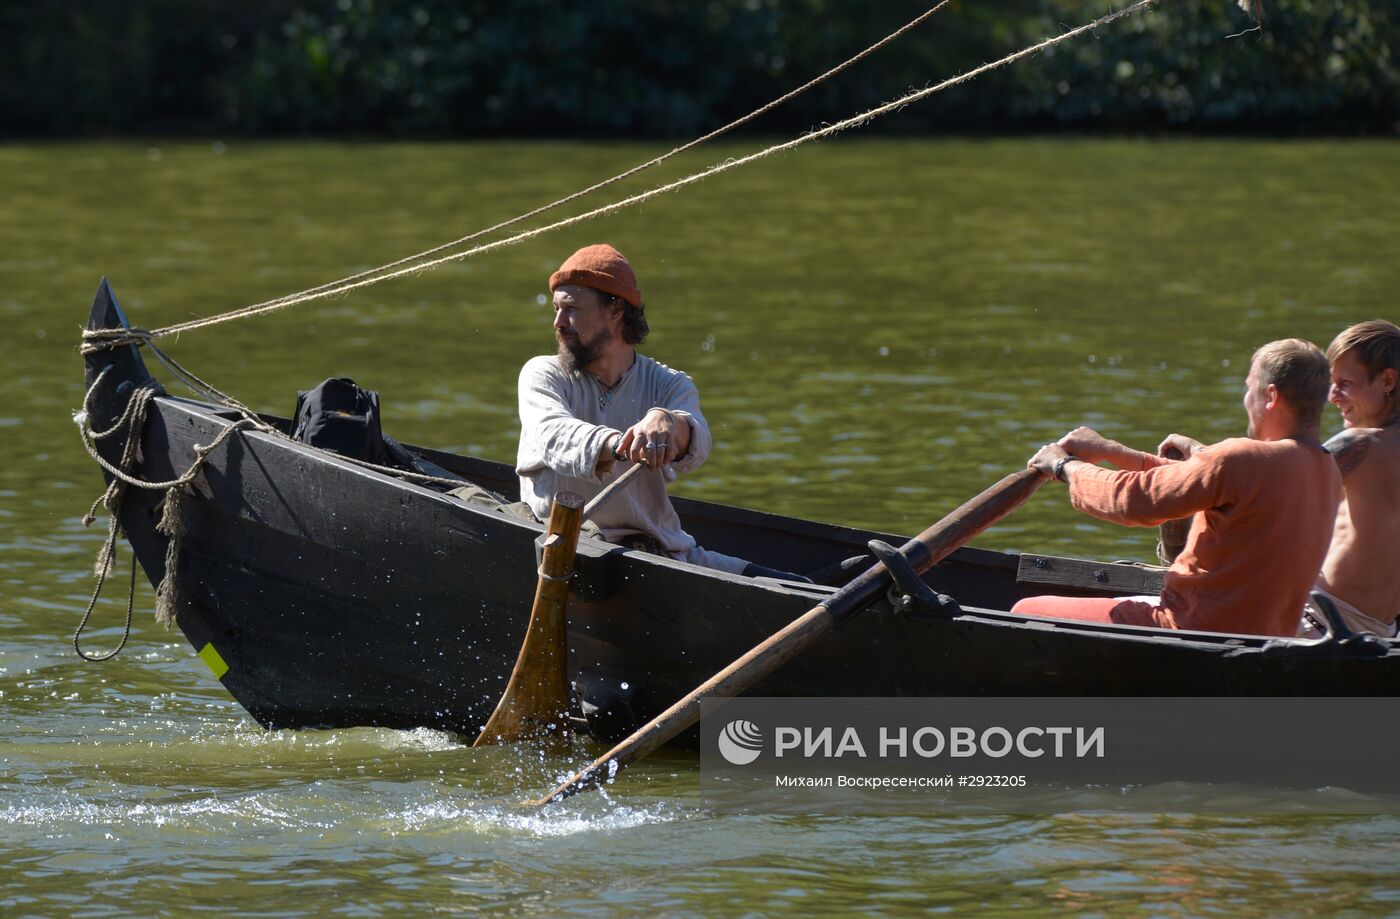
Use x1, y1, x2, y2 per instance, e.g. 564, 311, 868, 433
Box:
81, 281, 1400, 741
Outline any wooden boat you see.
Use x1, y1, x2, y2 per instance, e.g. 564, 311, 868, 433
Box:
81, 280, 1400, 742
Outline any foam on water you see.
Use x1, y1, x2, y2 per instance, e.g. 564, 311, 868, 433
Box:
397, 791, 689, 838
1, 777, 692, 843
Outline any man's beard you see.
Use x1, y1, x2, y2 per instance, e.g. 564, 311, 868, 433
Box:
557, 328, 611, 373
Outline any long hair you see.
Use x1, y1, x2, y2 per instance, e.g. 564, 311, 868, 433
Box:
601, 294, 649, 345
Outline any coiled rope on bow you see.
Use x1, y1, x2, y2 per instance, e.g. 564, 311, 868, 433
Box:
75, 353, 475, 656
74, 366, 264, 643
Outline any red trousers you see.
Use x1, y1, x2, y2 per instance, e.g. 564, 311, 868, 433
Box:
1010, 595, 1159, 627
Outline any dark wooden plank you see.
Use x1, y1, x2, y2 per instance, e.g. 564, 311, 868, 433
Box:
1017, 553, 1166, 596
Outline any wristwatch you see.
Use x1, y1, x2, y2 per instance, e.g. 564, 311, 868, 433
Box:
1052, 454, 1077, 483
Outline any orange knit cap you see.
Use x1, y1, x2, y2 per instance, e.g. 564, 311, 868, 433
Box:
548, 244, 642, 307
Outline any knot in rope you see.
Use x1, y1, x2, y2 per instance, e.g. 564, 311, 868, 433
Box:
81, 327, 154, 355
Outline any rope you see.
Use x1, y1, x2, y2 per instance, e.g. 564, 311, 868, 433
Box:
75, 354, 476, 653
80, 0, 1159, 345
157, 1, 955, 329
81, 330, 269, 422
74, 367, 153, 656
75, 365, 265, 633
86, 339, 471, 488
74, 554, 136, 662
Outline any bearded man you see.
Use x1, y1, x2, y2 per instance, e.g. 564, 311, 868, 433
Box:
516, 243, 793, 578
1014, 339, 1342, 637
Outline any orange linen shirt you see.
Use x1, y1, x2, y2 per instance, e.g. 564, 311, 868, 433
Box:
1068, 437, 1342, 636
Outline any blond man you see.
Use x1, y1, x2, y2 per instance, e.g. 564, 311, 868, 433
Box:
1304, 320, 1400, 636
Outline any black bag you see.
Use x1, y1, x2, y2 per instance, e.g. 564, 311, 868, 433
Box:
291, 377, 389, 465
292, 377, 430, 475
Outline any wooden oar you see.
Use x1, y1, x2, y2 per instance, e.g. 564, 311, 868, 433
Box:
473, 462, 649, 746
583, 460, 648, 519
524, 467, 1045, 806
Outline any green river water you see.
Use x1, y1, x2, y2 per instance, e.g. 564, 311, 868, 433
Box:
3, 139, 1398, 914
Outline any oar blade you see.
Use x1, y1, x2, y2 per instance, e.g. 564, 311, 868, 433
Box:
472, 491, 584, 746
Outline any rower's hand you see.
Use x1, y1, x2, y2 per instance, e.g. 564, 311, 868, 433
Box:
1156, 433, 1205, 460
617, 409, 682, 470
1028, 442, 1070, 479
1056, 426, 1114, 464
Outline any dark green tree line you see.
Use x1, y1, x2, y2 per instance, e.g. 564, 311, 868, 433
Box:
1, 0, 1394, 137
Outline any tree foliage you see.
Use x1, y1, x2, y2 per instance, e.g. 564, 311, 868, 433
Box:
1, 0, 1393, 137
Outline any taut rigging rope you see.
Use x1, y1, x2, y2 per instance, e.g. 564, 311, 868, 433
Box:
81, 0, 1160, 350
211, 0, 957, 324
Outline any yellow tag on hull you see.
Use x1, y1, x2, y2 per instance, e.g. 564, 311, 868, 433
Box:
198, 642, 229, 680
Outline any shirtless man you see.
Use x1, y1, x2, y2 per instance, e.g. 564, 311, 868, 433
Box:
1309, 320, 1400, 636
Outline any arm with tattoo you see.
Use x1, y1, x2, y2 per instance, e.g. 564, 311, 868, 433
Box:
1325, 427, 1381, 479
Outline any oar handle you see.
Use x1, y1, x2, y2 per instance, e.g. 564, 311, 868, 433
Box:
583, 461, 648, 520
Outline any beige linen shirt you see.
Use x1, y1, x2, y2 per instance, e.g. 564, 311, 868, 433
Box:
515, 353, 746, 573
